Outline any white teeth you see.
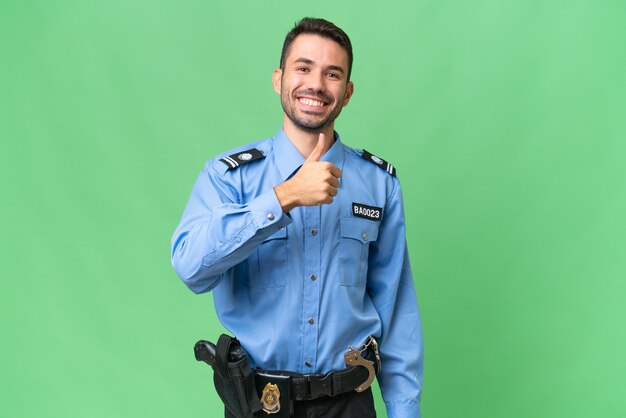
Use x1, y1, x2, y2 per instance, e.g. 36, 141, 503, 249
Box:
299, 98, 325, 107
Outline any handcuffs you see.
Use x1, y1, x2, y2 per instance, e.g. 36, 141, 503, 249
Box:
343, 336, 381, 392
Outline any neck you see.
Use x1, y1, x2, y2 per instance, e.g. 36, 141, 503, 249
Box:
282, 117, 335, 158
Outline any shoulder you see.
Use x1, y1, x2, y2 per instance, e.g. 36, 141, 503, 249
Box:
343, 144, 402, 201
344, 145, 398, 178
206, 137, 274, 176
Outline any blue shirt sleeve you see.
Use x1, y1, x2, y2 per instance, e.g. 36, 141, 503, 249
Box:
170, 161, 292, 293
366, 180, 424, 418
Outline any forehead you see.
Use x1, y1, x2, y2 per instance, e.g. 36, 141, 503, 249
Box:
285, 34, 349, 69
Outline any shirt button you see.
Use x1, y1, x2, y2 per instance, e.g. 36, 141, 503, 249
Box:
234, 236, 242, 243
362, 232, 368, 241
308, 318, 315, 325
311, 228, 317, 236
305, 361, 312, 367
310, 274, 317, 281
280, 225, 286, 230
267, 213, 275, 221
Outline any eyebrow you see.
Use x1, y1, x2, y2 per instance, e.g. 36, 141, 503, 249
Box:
293, 58, 346, 75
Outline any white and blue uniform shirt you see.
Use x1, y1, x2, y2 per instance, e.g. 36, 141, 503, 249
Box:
171, 128, 423, 418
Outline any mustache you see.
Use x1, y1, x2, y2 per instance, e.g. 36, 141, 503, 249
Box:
293, 89, 332, 103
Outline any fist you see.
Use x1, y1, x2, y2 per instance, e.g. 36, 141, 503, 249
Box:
274, 133, 342, 212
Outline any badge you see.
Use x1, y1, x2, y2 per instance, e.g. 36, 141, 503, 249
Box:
261, 383, 281, 414
237, 152, 253, 161
352, 202, 383, 221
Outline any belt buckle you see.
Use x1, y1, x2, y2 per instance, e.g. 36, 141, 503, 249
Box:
308, 373, 333, 399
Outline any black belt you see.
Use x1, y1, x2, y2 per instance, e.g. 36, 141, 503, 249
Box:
254, 344, 380, 401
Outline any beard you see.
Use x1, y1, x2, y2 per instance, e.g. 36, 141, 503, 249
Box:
280, 87, 345, 133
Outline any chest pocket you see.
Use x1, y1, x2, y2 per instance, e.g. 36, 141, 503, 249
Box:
248, 227, 288, 288
339, 218, 379, 286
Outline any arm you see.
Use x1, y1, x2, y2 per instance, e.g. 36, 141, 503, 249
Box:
367, 181, 424, 418
170, 161, 290, 294
171, 134, 341, 294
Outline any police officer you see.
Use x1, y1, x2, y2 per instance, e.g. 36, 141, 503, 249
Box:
171, 18, 423, 418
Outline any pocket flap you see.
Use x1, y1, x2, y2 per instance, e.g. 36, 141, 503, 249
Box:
340, 218, 379, 243
263, 226, 288, 242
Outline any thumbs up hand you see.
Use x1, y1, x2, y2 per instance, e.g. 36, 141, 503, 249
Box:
305, 132, 328, 163
274, 133, 342, 213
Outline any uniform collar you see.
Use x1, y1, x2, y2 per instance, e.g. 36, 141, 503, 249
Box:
273, 128, 346, 181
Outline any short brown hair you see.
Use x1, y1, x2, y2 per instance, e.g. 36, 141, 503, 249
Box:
280, 17, 353, 80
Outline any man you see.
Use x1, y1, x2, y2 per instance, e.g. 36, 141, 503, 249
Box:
171, 18, 423, 418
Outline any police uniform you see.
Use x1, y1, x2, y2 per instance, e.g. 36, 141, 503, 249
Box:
171, 128, 423, 418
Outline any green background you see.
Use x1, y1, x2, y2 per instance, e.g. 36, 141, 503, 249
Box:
1, 1, 625, 417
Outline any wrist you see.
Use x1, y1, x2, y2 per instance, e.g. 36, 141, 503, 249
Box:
274, 182, 298, 213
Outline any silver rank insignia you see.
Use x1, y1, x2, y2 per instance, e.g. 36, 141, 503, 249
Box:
361, 149, 396, 176
220, 148, 264, 170
261, 383, 281, 414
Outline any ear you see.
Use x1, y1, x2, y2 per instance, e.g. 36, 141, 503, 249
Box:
342, 81, 354, 106
272, 68, 282, 94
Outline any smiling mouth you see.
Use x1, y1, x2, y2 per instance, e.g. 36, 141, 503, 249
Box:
297, 97, 328, 107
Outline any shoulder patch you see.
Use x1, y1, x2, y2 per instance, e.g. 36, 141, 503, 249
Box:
361, 150, 396, 176
220, 148, 265, 170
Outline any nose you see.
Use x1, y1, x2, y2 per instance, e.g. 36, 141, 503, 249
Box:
306, 70, 326, 93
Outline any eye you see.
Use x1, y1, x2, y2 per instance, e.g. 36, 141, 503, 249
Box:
296, 67, 309, 73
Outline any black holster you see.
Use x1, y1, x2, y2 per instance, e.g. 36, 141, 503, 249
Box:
213, 334, 262, 418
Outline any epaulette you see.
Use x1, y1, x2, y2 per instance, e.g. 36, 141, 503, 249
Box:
361, 150, 396, 176
219, 148, 265, 170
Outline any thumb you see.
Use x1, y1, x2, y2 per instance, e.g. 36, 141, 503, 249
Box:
305, 133, 326, 162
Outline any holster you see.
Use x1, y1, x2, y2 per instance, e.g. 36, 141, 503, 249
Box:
213, 334, 262, 418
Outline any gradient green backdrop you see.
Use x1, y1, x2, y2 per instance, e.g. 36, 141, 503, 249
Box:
2, 1, 625, 417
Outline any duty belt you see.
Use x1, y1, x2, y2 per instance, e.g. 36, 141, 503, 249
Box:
255, 338, 381, 402
194, 335, 381, 418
